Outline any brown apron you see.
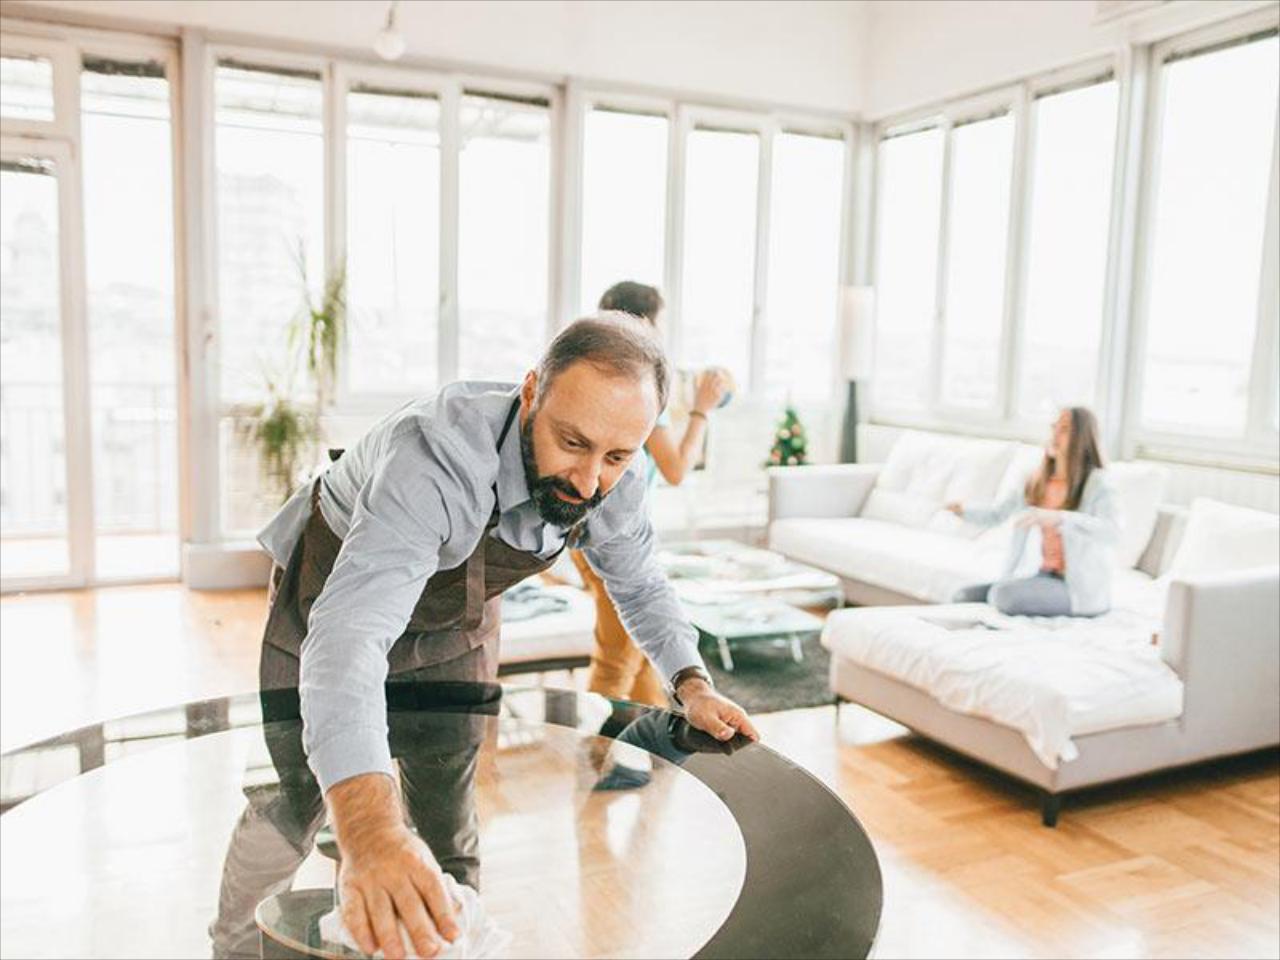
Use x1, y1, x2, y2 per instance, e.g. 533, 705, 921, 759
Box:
260, 398, 576, 689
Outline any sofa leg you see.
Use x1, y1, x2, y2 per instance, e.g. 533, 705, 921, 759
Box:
1041, 792, 1061, 828
833, 693, 845, 727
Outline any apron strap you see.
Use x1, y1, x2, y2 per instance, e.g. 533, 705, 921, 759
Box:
465, 396, 526, 627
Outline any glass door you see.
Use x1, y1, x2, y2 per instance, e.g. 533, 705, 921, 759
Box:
0, 139, 89, 588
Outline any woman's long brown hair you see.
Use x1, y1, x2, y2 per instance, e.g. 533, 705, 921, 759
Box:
1025, 407, 1105, 511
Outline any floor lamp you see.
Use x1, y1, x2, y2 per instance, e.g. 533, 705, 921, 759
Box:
839, 287, 875, 464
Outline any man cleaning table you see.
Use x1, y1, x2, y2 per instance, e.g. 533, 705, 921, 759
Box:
255, 313, 758, 960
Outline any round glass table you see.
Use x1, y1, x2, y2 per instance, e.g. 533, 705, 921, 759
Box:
0, 684, 881, 958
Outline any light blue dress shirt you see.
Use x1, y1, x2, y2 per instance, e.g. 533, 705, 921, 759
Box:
258, 381, 704, 792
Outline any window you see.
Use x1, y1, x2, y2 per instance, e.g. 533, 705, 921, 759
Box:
81, 58, 180, 579
763, 131, 846, 402
939, 111, 1015, 411
0, 55, 54, 121
579, 106, 668, 315
0, 158, 68, 579
680, 125, 760, 389
214, 62, 325, 534
872, 127, 944, 411
345, 84, 441, 397
1017, 78, 1119, 419
214, 62, 325, 406
1139, 32, 1279, 435
457, 92, 550, 383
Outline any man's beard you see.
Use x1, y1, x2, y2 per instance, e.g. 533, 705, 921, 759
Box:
520, 416, 606, 528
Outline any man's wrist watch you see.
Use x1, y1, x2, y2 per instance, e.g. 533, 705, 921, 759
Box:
670, 665, 714, 706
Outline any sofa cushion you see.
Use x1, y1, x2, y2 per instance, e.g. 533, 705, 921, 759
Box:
867, 431, 1015, 533
769, 516, 1007, 602
822, 599, 1181, 769
861, 489, 940, 528
993, 443, 1044, 504
1106, 462, 1168, 569
1165, 497, 1280, 578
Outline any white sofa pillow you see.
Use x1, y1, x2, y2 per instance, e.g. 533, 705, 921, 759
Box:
871, 431, 1014, 535
993, 443, 1044, 506
941, 438, 1017, 505
1105, 462, 1168, 569
875, 430, 944, 494
1165, 497, 1280, 578
861, 489, 940, 528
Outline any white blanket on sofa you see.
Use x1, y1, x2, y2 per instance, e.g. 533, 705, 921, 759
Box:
822, 581, 1183, 769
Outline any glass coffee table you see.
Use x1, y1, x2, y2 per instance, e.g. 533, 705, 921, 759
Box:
1, 683, 882, 959
685, 600, 824, 672
656, 539, 843, 610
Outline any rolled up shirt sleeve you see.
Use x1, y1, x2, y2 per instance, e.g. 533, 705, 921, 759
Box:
300, 428, 488, 793
581, 507, 704, 686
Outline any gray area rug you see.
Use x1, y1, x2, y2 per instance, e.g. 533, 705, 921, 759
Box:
699, 631, 834, 714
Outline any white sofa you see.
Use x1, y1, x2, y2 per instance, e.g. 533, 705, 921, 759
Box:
767, 431, 1280, 824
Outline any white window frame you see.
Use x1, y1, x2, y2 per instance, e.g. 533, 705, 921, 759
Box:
1125, 8, 1280, 468
1, 25, 185, 591
205, 43, 562, 538
454, 77, 559, 385
0, 32, 79, 140
677, 104, 773, 394
870, 84, 1030, 433
568, 88, 676, 332
1010, 58, 1122, 435
205, 45, 328, 540
328, 60, 452, 413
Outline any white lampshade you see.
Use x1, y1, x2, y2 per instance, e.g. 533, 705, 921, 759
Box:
839, 286, 876, 381
373, 1, 406, 60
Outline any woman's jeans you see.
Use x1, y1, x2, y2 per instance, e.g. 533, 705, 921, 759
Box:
954, 571, 1072, 616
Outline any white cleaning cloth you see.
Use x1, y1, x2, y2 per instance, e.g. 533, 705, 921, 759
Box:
318, 873, 511, 959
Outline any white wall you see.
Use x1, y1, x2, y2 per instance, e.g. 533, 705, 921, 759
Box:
865, 0, 1276, 118
15, 0, 870, 113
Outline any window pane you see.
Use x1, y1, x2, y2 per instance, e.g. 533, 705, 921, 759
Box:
214, 64, 325, 407
1018, 81, 1118, 419
346, 87, 440, 396
1141, 35, 1279, 434
215, 64, 324, 536
81, 63, 180, 579
764, 132, 845, 402
0, 55, 54, 121
940, 112, 1014, 410
872, 128, 944, 410
680, 126, 759, 389
457, 94, 550, 383
579, 107, 668, 314
0, 161, 69, 579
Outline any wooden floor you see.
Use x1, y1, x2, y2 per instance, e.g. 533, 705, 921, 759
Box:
2, 582, 1277, 959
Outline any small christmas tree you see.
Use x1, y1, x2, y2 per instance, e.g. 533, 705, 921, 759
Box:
767, 406, 808, 467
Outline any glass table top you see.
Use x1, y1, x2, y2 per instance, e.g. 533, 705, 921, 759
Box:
0, 684, 881, 959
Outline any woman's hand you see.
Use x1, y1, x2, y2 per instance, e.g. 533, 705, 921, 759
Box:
1015, 508, 1062, 529
944, 501, 964, 516
692, 368, 731, 415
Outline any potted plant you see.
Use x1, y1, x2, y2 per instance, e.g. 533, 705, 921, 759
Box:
290, 245, 347, 410
242, 376, 320, 505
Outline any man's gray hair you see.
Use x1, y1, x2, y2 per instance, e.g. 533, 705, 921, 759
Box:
535, 312, 671, 412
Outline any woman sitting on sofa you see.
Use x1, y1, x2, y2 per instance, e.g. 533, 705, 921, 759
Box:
947, 406, 1118, 617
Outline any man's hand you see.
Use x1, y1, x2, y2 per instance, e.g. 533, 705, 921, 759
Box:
328, 773, 460, 960
676, 678, 760, 742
